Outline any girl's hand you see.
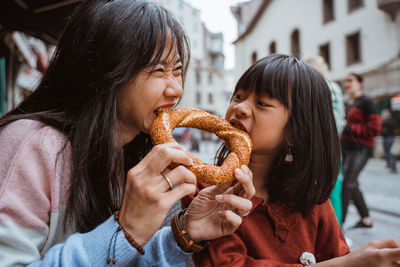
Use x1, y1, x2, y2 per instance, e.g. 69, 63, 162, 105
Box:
119, 142, 196, 246
184, 165, 255, 242
318, 238, 400, 267
344, 238, 400, 267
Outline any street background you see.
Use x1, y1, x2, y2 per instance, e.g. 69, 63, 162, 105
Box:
1, 0, 399, 252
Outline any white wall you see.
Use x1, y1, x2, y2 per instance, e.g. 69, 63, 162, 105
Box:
195, 68, 229, 116
234, 0, 399, 82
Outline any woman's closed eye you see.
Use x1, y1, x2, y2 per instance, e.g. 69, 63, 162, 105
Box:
153, 65, 182, 76
154, 67, 165, 73
146, 66, 164, 74
173, 65, 182, 74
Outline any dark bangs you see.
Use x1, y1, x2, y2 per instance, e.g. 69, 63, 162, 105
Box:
234, 54, 294, 108
144, 5, 190, 80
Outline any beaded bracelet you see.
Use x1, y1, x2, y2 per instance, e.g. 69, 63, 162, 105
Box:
107, 211, 145, 264
171, 209, 209, 253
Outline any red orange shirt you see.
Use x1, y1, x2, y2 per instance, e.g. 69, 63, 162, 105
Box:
184, 196, 349, 267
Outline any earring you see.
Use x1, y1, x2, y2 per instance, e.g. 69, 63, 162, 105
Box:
285, 147, 293, 163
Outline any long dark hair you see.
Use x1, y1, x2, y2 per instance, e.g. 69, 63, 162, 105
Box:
0, 0, 190, 232
217, 54, 339, 216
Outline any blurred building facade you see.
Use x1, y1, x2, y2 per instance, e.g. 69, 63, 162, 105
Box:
154, 0, 229, 118
0, 32, 54, 115
0, 0, 79, 117
231, 0, 400, 104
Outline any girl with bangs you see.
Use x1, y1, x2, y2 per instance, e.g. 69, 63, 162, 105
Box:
185, 54, 400, 267
0, 0, 255, 266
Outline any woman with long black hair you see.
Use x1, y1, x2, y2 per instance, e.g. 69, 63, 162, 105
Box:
0, 0, 254, 265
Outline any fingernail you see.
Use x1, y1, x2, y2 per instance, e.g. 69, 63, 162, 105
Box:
215, 195, 224, 201
234, 168, 242, 178
188, 158, 194, 165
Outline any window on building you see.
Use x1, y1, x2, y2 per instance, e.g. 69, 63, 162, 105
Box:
348, 0, 363, 12
196, 92, 201, 105
269, 41, 276, 54
208, 73, 213, 84
208, 93, 213, 104
196, 70, 201, 84
319, 43, 331, 70
251, 51, 257, 63
323, 0, 335, 23
290, 29, 301, 59
346, 31, 361, 65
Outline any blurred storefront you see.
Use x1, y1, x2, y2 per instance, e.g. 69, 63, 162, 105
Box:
0, 0, 81, 115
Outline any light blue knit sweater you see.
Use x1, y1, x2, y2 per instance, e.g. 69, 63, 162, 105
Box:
27, 215, 191, 266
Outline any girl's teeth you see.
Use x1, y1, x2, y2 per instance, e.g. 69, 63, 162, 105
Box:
233, 123, 245, 132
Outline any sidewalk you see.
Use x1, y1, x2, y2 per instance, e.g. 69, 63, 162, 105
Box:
342, 158, 400, 250
358, 158, 400, 217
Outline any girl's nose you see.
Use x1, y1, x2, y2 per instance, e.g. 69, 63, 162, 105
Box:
233, 100, 251, 118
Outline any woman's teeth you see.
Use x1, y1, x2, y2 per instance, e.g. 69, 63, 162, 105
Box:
155, 107, 173, 115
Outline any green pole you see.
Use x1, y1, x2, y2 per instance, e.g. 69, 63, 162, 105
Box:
0, 58, 6, 116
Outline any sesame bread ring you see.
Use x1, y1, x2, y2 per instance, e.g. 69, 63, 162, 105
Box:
150, 108, 252, 185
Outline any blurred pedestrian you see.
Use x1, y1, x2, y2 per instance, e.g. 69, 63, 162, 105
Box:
0, 0, 255, 266
191, 136, 200, 152
381, 109, 397, 173
341, 73, 381, 229
304, 55, 345, 225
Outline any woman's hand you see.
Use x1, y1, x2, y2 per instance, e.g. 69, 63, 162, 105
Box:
184, 165, 255, 242
119, 142, 196, 246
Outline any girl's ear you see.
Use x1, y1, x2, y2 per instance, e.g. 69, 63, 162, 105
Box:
284, 126, 294, 147
286, 136, 294, 147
